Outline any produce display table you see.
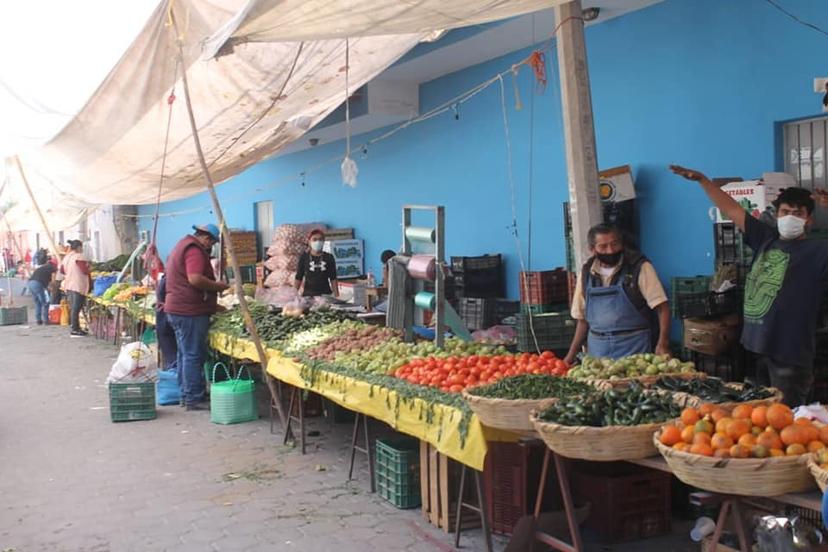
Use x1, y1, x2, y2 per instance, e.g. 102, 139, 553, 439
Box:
209, 332, 516, 471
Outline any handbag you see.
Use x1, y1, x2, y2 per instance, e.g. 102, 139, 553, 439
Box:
210, 363, 258, 425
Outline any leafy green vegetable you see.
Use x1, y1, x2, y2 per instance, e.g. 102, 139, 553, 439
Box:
467, 374, 593, 400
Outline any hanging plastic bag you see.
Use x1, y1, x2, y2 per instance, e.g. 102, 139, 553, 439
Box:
107, 342, 158, 383
341, 156, 358, 188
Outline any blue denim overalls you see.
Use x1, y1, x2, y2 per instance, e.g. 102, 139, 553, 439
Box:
585, 263, 652, 359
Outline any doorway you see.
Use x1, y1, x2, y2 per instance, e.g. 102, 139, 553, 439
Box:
255, 201, 274, 261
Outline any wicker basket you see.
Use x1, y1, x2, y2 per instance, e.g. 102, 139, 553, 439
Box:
807, 455, 828, 493
654, 432, 815, 496
530, 412, 667, 461
699, 384, 784, 411
461, 391, 554, 434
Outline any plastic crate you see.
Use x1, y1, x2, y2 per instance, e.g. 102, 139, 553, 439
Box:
686, 347, 746, 382
675, 289, 742, 319
714, 222, 753, 266
375, 438, 420, 509
516, 312, 576, 352
457, 297, 492, 330
452, 269, 504, 298
519, 269, 569, 305
519, 303, 568, 315
491, 299, 519, 324
670, 276, 712, 318
451, 254, 502, 273
0, 306, 28, 326
109, 382, 157, 422
571, 461, 671, 542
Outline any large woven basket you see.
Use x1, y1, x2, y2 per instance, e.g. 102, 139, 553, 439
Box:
654, 432, 815, 496
807, 455, 828, 492
461, 390, 554, 434
529, 412, 666, 461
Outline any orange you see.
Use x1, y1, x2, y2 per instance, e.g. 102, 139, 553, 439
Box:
660, 426, 682, 446
698, 403, 717, 417
751, 406, 769, 429
715, 417, 733, 435
804, 424, 820, 443
769, 448, 785, 457
711, 433, 734, 451
767, 404, 794, 431
673, 442, 690, 452
694, 419, 714, 435
808, 441, 826, 453
786, 443, 807, 456
751, 426, 764, 437
757, 431, 783, 451
795, 417, 813, 426
819, 425, 828, 444
732, 404, 753, 420
738, 434, 757, 447
693, 432, 712, 446
727, 419, 751, 440
680, 408, 700, 427
729, 444, 751, 458
713, 448, 731, 458
751, 445, 769, 458
781, 425, 809, 446
690, 443, 714, 457
681, 426, 696, 444
710, 408, 729, 424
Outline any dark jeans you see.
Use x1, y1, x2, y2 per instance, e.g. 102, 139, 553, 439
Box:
67, 291, 86, 332
166, 313, 210, 405
755, 354, 814, 407
27, 280, 48, 323
155, 310, 178, 371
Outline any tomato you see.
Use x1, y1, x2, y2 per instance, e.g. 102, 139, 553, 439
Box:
449, 384, 464, 393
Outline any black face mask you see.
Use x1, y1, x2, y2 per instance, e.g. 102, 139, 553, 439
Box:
595, 251, 622, 266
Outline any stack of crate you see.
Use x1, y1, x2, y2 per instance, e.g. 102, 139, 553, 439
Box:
224, 230, 258, 265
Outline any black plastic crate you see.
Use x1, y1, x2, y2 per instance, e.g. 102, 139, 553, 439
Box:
451, 254, 502, 273
714, 222, 753, 266
675, 289, 742, 319
453, 268, 505, 298
516, 312, 576, 352
686, 348, 746, 382
457, 298, 493, 331
491, 299, 519, 325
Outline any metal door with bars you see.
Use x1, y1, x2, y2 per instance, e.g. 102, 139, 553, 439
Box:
784, 116, 827, 189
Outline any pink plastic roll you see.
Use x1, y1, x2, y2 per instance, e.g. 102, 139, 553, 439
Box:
407, 255, 436, 281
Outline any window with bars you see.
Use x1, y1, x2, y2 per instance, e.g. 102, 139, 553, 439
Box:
783, 116, 827, 190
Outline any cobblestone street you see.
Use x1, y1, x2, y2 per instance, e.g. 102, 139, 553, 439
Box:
0, 318, 503, 552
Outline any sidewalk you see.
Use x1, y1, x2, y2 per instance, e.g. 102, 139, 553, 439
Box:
0, 321, 503, 552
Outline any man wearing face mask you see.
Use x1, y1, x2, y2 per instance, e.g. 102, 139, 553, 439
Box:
295, 229, 339, 297
671, 165, 828, 406
564, 223, 671, 365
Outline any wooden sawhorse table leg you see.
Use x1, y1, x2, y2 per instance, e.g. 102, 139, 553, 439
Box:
533, 449, 583, 552
347, 413, 375, 492
453, 464, 493, 552
708, 496, 750, 552
283, 386, 306, 454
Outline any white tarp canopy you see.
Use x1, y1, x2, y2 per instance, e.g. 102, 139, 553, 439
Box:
1, 0, 558, 232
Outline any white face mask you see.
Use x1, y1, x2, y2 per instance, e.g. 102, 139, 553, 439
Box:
777, 215, 806, 240
310, 240, 324, 252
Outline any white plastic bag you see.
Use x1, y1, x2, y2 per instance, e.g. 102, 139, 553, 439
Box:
107, 342, 158, 383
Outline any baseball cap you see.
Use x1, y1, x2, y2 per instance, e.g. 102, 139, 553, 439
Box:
193, 223, 220, 241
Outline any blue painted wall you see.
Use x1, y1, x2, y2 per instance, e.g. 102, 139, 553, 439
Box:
139, 0, 828, 309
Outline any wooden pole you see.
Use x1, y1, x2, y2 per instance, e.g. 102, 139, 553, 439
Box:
12, 156, 64, 261
554, 1, 603, 269
172, 18, 287, 429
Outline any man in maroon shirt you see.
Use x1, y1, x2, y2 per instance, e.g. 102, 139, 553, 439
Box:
164, 223, 229, 410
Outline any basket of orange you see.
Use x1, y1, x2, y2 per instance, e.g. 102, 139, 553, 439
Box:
530, 383, 685, 462
654, 403, 819, 496
807, 448, 828, 492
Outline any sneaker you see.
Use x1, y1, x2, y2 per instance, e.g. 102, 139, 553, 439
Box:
70, 330, 87, 338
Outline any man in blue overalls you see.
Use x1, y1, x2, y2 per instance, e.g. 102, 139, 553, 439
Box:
564, 223, 671, 363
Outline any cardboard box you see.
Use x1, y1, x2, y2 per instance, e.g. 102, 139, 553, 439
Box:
324, 239, 364, 279
599, 165, 636, 202
713, 173, 792, 223
684, 314, 741, 356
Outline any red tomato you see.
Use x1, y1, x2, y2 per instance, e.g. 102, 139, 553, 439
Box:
449, 384, 464, 393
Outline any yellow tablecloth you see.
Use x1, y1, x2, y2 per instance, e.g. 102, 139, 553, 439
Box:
208, 332, 515, 470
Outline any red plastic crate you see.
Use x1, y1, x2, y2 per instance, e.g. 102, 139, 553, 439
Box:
570, 461, 671, 542
519, 269, 569, 305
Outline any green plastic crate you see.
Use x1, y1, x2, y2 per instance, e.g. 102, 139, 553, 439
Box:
375, 438, 420, 509
109, 382, 157, 422
0, 306, 28, 326
516, 312, 576, 352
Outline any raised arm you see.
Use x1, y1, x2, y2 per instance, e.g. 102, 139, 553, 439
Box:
669, 165, 746, 231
